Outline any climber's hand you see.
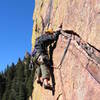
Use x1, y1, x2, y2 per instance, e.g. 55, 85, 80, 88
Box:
55, 27, 62, 32
55, 24, 62, 33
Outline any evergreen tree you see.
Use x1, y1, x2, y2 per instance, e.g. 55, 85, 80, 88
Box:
24, 56, 31, 83
16, 58, 24, 81
0, 54, 36, 100
2, 91, 8, 100
26, 76, 33, 98
18, 83, 26, 100
8, 93, 15, 100
11, 78, 18, 100
0, 72, 6, 100
14, 58, 24, 100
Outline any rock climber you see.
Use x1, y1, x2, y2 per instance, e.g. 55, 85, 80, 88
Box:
31, 28, 61, 89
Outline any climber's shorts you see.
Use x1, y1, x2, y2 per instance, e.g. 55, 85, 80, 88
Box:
36, 53, 50, 80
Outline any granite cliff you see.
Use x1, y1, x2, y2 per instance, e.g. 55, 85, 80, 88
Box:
31, 0, 100, 100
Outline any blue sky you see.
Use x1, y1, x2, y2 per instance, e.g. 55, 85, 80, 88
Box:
0, 0, 35, 72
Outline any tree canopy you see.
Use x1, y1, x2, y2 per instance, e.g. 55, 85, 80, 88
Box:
0, 54, 35, 100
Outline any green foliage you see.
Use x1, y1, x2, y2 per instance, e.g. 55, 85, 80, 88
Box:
0, 73, 6, 100
0, 53, 35, 100
2, 90, 9, 100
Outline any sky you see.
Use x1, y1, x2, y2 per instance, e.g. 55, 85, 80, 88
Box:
0, 0, 35, 72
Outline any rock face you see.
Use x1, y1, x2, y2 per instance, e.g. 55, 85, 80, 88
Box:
32, 0, 100, 100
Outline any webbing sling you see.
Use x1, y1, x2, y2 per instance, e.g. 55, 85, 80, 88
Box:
55, 33, 72, 100
57, 33, 72, 69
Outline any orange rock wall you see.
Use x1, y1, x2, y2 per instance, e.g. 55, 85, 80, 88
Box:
32, 0, 100, 100
32, 0, 100, 50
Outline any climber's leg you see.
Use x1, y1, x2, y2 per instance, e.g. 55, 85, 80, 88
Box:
36, 66, 41, 81
36, 66, 41, 77
40, 63, 50, 81
37, 53, 50, 80
40, 63, 53, 89
37, 53, 52, 89
36, 67, 43, 86
39, 54, 53, 89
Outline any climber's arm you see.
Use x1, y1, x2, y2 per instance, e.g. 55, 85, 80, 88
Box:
42, 31, 61, 43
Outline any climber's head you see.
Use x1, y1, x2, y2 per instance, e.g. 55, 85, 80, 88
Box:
45, 28, 54, 35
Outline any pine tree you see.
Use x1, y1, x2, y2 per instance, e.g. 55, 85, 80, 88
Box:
18, 82, 26, 100
11, 78, 18, 100
8, 92, 15, 100
0, 54, 36, 100
2, 90, 9, 100
9, 63, 16, 98
26, 76, 33, 98
0, 72, 6, 100
24, 56, 31, 83
16, 58, 24, 81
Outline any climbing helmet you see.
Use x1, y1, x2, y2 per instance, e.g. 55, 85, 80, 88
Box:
45, 28, 54, 34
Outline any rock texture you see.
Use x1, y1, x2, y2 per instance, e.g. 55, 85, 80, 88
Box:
31, 0, 100, 100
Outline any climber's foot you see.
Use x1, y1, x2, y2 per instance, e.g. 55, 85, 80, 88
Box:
37, 80, 43, 86
43, 83, 52, 90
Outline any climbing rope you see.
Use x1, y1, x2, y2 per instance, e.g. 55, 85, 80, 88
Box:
57, 34, 72, 69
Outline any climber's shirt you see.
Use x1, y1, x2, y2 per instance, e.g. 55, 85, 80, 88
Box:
31, 31, 60, 62
31, 48, 37, 57
31, 31, 61, 81
34, 31, 61, 54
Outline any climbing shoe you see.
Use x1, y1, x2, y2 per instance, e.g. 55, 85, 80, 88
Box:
37, 80, 43, 86
43, 83, 52, 90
